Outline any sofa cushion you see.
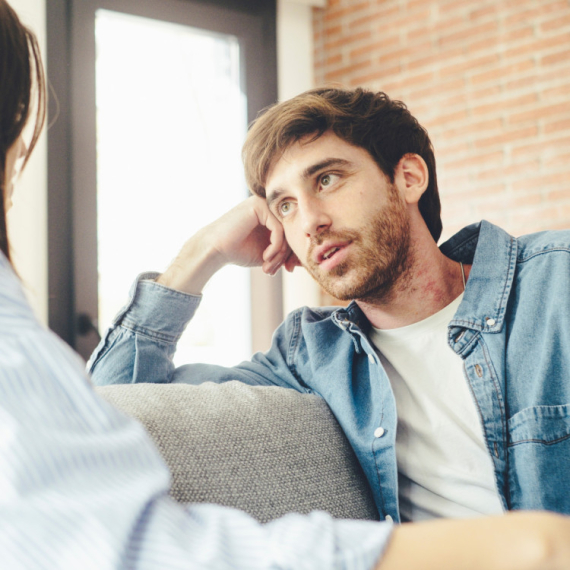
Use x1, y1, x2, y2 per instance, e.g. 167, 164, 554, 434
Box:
96, 381, 378, 523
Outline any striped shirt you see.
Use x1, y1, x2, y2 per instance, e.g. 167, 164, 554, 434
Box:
0, 253, 390, 569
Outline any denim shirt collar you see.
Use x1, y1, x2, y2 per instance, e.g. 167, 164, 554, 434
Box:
331, 220, 518, 338
441, 220, 517, 334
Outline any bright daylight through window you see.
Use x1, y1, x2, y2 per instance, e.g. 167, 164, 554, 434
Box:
95, 9, 250, 366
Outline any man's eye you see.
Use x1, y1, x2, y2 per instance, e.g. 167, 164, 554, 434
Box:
320, 173, 337, 188
279, 201, 292, 215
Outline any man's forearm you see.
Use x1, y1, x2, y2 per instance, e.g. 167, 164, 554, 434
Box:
156, 196, 293, 294
377, 511, 570, 570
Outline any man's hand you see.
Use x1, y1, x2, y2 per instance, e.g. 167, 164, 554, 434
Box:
378, 511, 570, 570
157, 196, 300, 295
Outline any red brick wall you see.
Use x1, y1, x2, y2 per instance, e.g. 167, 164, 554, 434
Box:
313, 0, 570, 242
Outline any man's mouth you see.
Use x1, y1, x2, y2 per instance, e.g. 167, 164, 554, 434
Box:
314, 241, 351, 267
322, 246, 341, 260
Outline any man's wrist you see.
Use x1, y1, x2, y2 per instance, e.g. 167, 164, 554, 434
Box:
156, 232, 225, 295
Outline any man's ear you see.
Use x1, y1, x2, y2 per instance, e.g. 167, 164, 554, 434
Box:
395, 154, 429, 205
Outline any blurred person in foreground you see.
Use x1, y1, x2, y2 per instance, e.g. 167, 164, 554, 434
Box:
2, 0, 570, 568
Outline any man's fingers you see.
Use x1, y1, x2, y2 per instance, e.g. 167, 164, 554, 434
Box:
284, 251, 301, 272
259, 205, 290, 268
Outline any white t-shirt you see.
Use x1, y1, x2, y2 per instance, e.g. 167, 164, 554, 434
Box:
369, 294, 504, 522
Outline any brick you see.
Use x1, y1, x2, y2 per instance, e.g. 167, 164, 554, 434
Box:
472, 93, 538, 118
441, 0, 476, 14
408, 78, 467, 100
324, 2, 372, 23
324, 25, 343, 37
406, 0, 431, 10
513, 173, 563, 192
325, 53, 343, 67
324, 30, 372, 50
543, 84, 570, 100
470, 4, 499, 21
474, 160, 541, 181
408, 47, 464, 71
324, 59, 371, 80
504, 32, 570, 59
544, 152, 570, 167
542, 49, 570, 67
377, 45, 425, 65
425, 108, 469, 127
500, 26, 535, 44
546, 188, 570, 202
381, 70, 436, 92
544, 118, 570, 134
504, 7, 543, 26
440, 53, 500, 78
349, 65, 402, 86
512, 136, 570, 159
540, 13, 570, 32
466, 35, 500, 56
509, 102, 570, 124
474, 126, 539, 149
349, 5, 400, 29
457, 184, 507, 201
439, 21, 499, 49
445, 118, 504, 139
376, 10, 432, 39
407, 16, 464, 43
444, 151, 504, 170
502, 0, 533, 8
471, 59, 535, 86
349, 36, 400, 58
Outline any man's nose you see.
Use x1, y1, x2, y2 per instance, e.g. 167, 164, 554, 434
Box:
299, 196, 332, 237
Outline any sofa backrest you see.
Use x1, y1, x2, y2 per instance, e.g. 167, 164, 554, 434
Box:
96, 381, 378, 523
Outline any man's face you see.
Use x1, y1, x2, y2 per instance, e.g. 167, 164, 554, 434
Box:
265, 131, 412, 302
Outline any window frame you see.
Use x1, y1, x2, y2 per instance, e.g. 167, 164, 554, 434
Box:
46, 0, 279, 359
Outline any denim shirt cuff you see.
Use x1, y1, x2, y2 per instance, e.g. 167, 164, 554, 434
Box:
114, 272, 202, 343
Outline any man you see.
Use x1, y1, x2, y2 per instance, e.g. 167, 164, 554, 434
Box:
90, 87, 570, 525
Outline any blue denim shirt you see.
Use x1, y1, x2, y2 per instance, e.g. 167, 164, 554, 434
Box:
90, 221, 570, 523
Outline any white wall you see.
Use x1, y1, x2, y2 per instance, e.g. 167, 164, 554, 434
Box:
278, 0, 322, 314
6, 0, 48, 324
5, 0, 320, 327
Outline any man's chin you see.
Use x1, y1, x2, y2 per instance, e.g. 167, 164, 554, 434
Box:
315, 272, 372, 302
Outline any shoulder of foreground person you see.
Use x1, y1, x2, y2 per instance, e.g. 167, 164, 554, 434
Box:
0, 261, 392, 569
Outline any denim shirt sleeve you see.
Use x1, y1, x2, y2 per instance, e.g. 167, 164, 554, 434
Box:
89, 273, 310, 392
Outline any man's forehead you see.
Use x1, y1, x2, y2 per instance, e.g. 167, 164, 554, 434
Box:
265, 131, 358, 186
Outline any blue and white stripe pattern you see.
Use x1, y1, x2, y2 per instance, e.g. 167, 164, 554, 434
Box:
0, 254, 391, 569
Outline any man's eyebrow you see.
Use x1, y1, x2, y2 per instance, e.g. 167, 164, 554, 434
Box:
266, 158, 353, 210
302, 158, 352, 180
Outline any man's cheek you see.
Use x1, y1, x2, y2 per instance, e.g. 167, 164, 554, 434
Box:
283, 231, 305, 267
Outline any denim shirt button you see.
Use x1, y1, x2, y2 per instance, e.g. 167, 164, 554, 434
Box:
486, 317, 496, 326
385, 514, 393, 522
368, 353, 375, 364
374, 427, 385, 438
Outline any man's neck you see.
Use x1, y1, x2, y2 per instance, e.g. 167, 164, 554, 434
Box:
356, 240, 470, 331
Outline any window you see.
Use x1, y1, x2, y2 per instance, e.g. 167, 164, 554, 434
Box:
47, 0, 279, 361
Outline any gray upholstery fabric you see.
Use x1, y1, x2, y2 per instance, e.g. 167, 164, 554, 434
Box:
96, 382, 378, 523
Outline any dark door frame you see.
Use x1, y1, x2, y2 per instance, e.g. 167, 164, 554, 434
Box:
46, 0, 279, 359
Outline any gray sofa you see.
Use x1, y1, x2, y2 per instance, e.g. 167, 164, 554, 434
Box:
96, 382, 378, 523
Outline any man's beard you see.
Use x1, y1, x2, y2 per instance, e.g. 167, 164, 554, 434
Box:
303, 187, 412, 304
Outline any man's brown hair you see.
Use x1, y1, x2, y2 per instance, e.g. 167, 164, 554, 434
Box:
242, 87, 442, 243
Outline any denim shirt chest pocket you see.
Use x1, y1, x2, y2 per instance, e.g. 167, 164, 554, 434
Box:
507, 404, 570, 512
